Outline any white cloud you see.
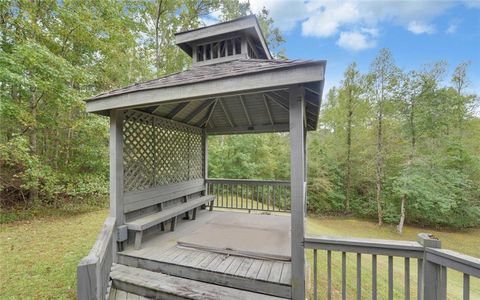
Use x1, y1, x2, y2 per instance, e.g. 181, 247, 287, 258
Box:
407, 21, 436, 34
446, 23, 458, 34
337, 30, 376, 51
302, 1, 360, 37
248, 0, 307, 31
243, 0, 470, 51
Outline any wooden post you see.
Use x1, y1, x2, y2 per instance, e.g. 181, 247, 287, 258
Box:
110, 110, 124, 261
110, 110, 124, 224
417, 233, 442, 300
289, 85, 306, 300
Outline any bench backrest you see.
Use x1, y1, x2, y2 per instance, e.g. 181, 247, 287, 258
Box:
123, 179, 205, 213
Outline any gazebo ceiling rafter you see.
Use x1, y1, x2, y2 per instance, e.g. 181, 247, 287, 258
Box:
239, 95, 252, 126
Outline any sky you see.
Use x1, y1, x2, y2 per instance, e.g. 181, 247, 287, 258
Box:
207, 0, 480, 95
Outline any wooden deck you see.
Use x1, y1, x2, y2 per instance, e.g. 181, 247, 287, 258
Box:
117, 210, 292, 298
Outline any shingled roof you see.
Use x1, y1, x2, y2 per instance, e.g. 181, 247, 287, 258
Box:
88, 59, 324, 101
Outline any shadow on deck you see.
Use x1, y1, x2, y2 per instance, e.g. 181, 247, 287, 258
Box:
113, 210, 292, 299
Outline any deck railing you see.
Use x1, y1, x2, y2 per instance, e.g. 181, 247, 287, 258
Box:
206, 178, 291, 212
77, 216, 116, 300
304, 234, 480, 300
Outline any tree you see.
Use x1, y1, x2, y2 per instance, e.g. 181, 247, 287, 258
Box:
339, 63, 362, 211
367, 49, 399, 225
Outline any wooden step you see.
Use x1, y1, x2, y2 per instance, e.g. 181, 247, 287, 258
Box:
118, 249, 292, 298
111, 264, 287, 300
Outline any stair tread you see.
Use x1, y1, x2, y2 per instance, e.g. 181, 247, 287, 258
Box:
111, 264, 286, 300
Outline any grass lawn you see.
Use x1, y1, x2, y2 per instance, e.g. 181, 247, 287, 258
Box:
1, 209, 479, 299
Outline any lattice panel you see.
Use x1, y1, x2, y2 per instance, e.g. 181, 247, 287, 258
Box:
123, 110, 203, 192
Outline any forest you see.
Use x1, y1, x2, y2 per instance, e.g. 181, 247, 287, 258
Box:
1, 1, 479, 231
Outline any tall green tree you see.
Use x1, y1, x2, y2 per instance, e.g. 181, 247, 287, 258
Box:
366, 49, 399, 225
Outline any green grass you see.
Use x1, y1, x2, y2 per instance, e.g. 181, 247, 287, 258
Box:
0, 209, 108, 299
1, 209, 479, 299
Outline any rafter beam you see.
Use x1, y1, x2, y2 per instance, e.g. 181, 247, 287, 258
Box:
263, 94, 274, 125
219, 99, 234, 127
196, 98, 218, 127
304, 86, 321, 96
239, 95, 252, 126
166, 102, 189, 120
265, 93, 288, 111
183, 99, 215, 124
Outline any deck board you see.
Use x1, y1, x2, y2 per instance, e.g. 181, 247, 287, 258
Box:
111, 264, 285, 300
235, 258, 254, 277
205, 254, 226, 271
268, 261, 284, 283
245, 258, 263, 278
225, 257, 245, 275
257, 260, 273, 281
279, 263, 291, 285
215, 255, 236, 273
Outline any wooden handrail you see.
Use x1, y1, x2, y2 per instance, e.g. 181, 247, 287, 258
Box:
206, 178, 290, 186
77, 217, 116, 300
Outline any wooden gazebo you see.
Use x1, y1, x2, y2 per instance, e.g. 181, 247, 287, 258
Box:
78, 15, 325, 300
77, 15, 480, 300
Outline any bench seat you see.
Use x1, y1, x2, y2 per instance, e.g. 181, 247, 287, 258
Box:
126, 195, 215, 249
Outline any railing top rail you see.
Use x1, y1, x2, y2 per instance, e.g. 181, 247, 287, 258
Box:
304, 235, 424, 258
78, 216, 116, 266
426, 248, 480, 278
206, 178, 290, 186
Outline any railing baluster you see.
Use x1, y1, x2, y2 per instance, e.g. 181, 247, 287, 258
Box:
440, 266, 447, 300
313, 249, 318, 300
463, 273, 470, 300
240, 184, 244, 209
272, 186, 276, 211
388, 256, 393, 300
221, 183, 224, 207
327, 250, 332, 300
262, 185, 265, 210
342, 251, 347, 300
357, 253, 361, 300
372, 254, 377, 300
417, 258, 423, 300
405, 257, 410, 300
257, 185, 260, 210
236, 183, 238, 208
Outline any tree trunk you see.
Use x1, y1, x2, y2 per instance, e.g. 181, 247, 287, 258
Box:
29, 92, 38, 203
155, 0, 164, 74
397, 98, 416, 233
345, 93, 353, 212
397, 195, 406, 233
375, 109, 383, 225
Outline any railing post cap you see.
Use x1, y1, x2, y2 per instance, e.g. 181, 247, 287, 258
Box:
417, 233, 441, 248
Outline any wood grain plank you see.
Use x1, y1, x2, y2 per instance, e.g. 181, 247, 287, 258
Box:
197, 252, 218, 269
225, 257, 245, 275
205, 255, 225, 271
257, 261, 274, 281
215, 256, 236, 273
115, 289, 127, 300
268, 261, 284, 283
279, 263, 291, 285
235, 258, 254, 277
245, 259, 263, 279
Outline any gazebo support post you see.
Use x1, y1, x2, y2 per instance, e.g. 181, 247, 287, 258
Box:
110, 110, 124, 260
289, 85, 306, 300
202, 129, 208, 200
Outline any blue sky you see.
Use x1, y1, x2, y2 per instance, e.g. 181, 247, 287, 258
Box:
209, 1, 480, 95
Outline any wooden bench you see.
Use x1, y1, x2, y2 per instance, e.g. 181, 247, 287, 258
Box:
126, 194, 215, 249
